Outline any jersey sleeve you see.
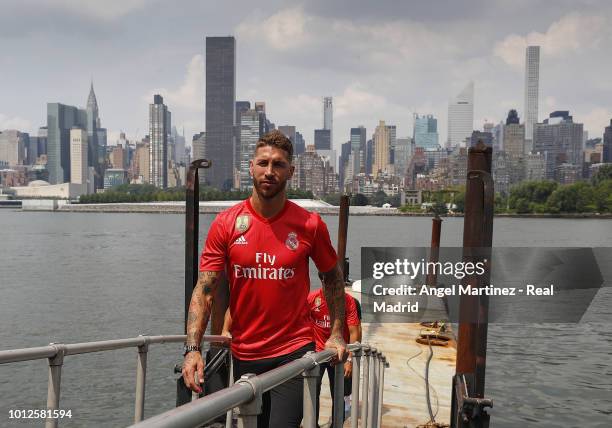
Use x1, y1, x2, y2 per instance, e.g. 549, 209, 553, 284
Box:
310, 214, 338, 273
199, 217, 227, 272
345, 294, 360, 326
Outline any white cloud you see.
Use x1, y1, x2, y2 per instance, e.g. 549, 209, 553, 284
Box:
335, 84, 389, 118
0, 113, 33, 132
145, 54, 204, 111
493, 13, 607, 68
236, 7, 311, 51
577, 107, 612, 138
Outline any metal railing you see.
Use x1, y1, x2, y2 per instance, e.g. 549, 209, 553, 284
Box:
0, 334, 230, 428
129, 342, 389, 428
0, 338, 388, 428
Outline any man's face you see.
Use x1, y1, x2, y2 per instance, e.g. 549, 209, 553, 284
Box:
250, 145, 294, 199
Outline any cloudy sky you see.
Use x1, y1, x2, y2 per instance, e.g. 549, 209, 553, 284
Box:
1, 0, 611, 151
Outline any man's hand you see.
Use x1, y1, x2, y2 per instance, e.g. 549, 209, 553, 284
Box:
182, 351, 205, 394
324, 334, 347, 366
344, 360, 353, 378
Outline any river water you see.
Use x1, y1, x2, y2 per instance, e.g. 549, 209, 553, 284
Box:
0, 210, 611, 427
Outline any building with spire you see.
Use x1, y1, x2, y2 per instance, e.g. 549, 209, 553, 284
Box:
86, 82, 106, 188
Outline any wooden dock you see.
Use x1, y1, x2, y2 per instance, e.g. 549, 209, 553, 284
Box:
318, 321, 456, 427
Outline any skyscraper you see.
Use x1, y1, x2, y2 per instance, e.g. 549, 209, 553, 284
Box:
278, 126, 296, 146
524, 46, 540, 148
533, 111, 583, 180
47, 103, 88, 184
149, 95, 169, 188
235, 101, 251, 172
447, 82, 474, 148
70, 128, 88, 188
350, 126, 366, 178
86, 82, 106, 188
413, 114, 439, 150
239, 109, 260, 190
323, 96, 333, 149
205, 36, 236, 190
314, 129, 331, 150
294, 131, 305, 156
504, 110, 525, 158
603, 119, 612, 163
373, 120, 390, 175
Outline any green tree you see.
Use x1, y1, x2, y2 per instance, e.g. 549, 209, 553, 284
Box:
591, 164, 612, 186
546, 182, 596, 213
351, 193, 369, 206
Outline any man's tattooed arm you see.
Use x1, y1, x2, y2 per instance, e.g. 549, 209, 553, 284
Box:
321, 265, 347, 361
185, 271, 221, 347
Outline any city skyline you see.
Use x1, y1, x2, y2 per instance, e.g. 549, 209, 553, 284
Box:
1, 1, 612, 151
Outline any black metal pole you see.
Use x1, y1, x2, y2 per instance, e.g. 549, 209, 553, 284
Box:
337, 194, 350, 282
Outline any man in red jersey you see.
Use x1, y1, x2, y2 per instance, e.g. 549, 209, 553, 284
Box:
182, 130, 347, 427
308, 285, 361, 427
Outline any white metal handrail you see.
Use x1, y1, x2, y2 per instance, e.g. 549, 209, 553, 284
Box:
129, 342, 390, 428
0, 334, 230, 428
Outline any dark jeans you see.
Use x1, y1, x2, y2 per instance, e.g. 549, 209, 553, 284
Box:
232, 342, 315, 428
316, 362, 352, 427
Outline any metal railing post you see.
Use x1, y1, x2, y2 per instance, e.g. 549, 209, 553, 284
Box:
361, 347, 371, 427
225, 356, 234, 428
134, 336, 150, 423
46, 343, 66, 428
377, 357, 387, 428
236, 373, 262, 428
367, 348, 378, 428
302, 352, 320, 428
350, 346, 362, 428
332, 362, 345, 428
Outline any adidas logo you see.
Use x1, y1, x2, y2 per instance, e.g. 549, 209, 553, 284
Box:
234, 235, 248, 245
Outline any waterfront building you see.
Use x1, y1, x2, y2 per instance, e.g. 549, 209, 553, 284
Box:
339, 141, 352, 191
47, 103, 88, 184
365, 139, 373, 175
205, 36, 236, 190
239, 109, 260, 190
524, 46, 540, 149
149, 95, 169, 188
291, 145, 325, 197
447, 82, 474, 148
85, 82, 103, 186
554, 163, 582, 185
172, 126, 186, 165
235, 101, 251, 173
413, 114, 439, 150
133, 141, 150, 184
104, 168, 128, 189
533, 111, 583, 180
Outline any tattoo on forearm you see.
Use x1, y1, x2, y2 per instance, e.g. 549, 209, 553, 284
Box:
321, 265, 345, 335
186, 271, 220, 346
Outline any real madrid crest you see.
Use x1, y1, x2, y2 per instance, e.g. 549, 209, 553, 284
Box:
235, 214, 251, 234
285, 232, 299, 251
314, 296, 322, 311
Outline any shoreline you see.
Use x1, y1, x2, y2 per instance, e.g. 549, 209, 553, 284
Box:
10, 201, 612, 218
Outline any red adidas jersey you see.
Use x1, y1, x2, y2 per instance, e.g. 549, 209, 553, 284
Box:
307, 288, 360, 352
200, 198, 338, 360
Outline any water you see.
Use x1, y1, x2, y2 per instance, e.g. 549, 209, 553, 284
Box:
0, 210, 611, 427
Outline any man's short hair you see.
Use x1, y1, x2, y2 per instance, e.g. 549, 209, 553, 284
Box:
255, 130, 293, 162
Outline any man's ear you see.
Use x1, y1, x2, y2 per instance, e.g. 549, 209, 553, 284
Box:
249, 159, 254, 177
289, 164, 295, 179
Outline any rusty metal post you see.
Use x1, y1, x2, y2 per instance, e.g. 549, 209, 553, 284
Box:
453, 142, 493, 428
337, 194, 350, 281
426, 215, 443, 287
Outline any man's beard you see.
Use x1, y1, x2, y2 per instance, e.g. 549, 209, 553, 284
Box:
252, 176, 287, 200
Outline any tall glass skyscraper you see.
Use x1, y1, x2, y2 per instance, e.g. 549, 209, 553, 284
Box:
413, 114, 439, 151
47, 103, 87, 184
205, 36, 236, 190
524, 46, 540, 147
323, 96, 333, 149
149, 95, 169, 188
